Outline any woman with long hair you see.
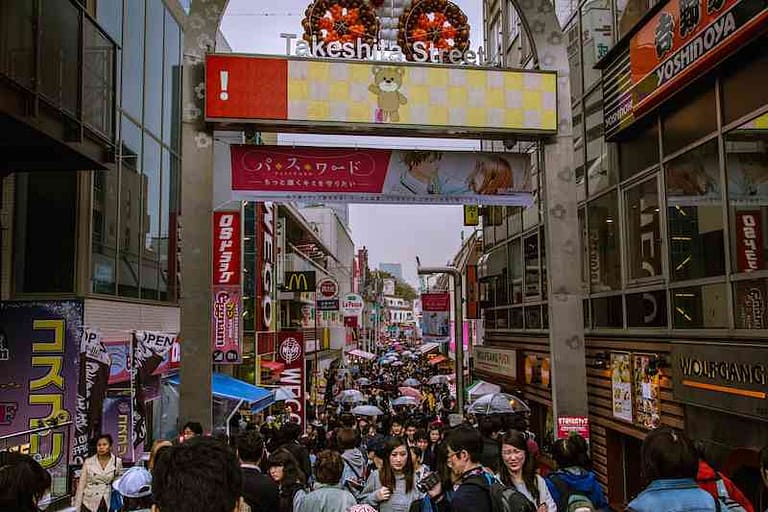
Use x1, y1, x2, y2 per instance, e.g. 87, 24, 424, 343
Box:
74, 434, 123, 512
267, 448, 308, 512
360, 437, 426, 512
0, 451, 51, 512
497, 430, 556, 512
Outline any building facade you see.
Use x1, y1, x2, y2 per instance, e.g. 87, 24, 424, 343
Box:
481, 0, 768, 508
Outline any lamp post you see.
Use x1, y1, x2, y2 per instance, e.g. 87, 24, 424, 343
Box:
416, 265, 465, 414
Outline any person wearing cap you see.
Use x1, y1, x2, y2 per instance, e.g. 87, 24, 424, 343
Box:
112, 466, 153, 511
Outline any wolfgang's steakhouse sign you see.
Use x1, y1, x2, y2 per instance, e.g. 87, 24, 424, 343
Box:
603, 0, 768, 137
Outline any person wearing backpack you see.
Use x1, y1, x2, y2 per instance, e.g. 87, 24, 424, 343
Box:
545, 434, 609, 512
497, 430, 557, 512
338, 428, 367, 497
694, 443, 754, 512
627, 427, 720, 512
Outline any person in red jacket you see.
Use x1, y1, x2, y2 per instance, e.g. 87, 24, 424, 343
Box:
696, 459, 755, 512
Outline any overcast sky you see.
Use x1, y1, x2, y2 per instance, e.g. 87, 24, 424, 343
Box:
220, 0, 483, 286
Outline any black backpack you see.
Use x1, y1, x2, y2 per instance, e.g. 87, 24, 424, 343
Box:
464, 472, 537, 512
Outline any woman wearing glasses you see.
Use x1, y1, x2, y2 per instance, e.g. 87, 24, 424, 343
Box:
360, 437, 426, 512
497, 430, 556, 512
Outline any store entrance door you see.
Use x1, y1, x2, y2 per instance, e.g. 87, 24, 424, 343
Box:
606, 429, 644, 507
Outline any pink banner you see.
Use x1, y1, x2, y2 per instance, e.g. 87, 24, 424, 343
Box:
230, 145, 533, 206
212, 285, 242, 364
557, 416, 590, 440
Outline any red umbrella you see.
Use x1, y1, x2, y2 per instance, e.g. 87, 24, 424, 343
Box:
398, 386, 423, 401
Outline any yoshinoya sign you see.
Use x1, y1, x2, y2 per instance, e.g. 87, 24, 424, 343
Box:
473, 346, 517, 380
602, 0, 768, 138
672, 342, 768, 419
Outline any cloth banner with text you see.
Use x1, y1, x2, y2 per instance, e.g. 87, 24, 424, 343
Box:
73, 328, 111, 464
131, 331, 175, 459
420, 293, 451, 344
229, 146, 533, 206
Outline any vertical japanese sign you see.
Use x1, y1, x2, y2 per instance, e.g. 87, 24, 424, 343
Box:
421, 293, 451, 344
131, 331, 175, 460
611, 352, 633, 422
212, 210, 242, 364
0, 300, 82, 496
74, 328, 111, 464
734, 279, 766, 329
735, 211, 764, 272
633, 354, 661, 429
257, 203, 277, 335
275, 332, 305, 428
466, 265, 479, 319
101, 392, 132, 463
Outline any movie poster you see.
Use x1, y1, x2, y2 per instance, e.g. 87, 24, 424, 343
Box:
611, 352, 633, 422
632, 354, 661, 429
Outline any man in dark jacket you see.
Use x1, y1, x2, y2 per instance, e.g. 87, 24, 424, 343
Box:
478, 415, 502, 473
430, 425, 493, 512
279, 422, 312, 480
235, 431, 279, 512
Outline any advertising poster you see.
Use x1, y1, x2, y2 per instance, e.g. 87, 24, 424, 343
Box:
275, 332, 305, 428
735, 211, 764, 272
73, 329, 111, 464
611, 352, 633, 422
557, 416, 590, 440
101, 392, 132, 463
734, 279, 767, 329
632, 354, 661, 429
0, 300, 82, 497
212, 286, 242, 363
230, 145, 533, 206
421, 293, 451, 343
131, 331, 175, 459
206, 54, 557, 136
212, 210, 241, 286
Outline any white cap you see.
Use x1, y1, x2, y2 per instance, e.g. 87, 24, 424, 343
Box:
113, 466, 152, 498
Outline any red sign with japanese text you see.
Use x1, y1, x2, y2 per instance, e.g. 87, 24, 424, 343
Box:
736, 211, 764, 272
230, 145, 534, 206
557, 416, 590, 440
421, 293, 451, 312
276, 332, 305, 427
211, 286, 242, 364
213, 211, 241, 286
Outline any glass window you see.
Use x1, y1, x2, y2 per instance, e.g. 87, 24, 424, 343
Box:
0, 0, 35, 88
509, 238, 523, 304
626, 290, 667, 327
163, 9, 181, 149
119, 116, 142, 298
158, 148, 172, 301
97, 0, 123, 45
122, 0, 145, 120
525, 306, 542, 329
588, 192, 621, 290
721, 38, 768, 127
672, 283, 728, 328
566, 16, 582, 103
583, 299, 590, 327
579, 207, 588, 291
733, 278, 767, 329
616, 0, 658, 39
725, 116, 768, 273
510, 307, 524, 328
585, 90, 618, 195
83, 20, 115, 138
39, 0, 78, 114
507, 4, 520, 42
141, 133, 161, 300
16, 172, 77, 294
619, 119, 659, 181
581, 0, 612, 91
507, 207, 523, 236
524, 233, 541, 299
144, 0, 164, 136
592, 295, 623, 328
661, 80, 717, 157
666, 140, 725, 280
92, 164, 119, 294
574, 102, 586, 201
625, 177, 663, 281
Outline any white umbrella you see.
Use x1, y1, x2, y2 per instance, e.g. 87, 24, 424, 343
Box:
351, 404, 385, 416
392, 396, 419, 407
467, 393, 530, 415
336, 389, 366, 404
402, 378, 421, 387
466, 381, 502, 401
356, 377, 372, 386
273, 387, 297, 401
391, 361, 404, 367
428, 375, 452, 385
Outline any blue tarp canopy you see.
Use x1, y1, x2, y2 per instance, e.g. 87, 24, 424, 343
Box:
166, 372, 275, 411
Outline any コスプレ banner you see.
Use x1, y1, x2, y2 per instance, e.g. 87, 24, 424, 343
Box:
275, 332, 305, 428
0, 300, 82, 493
229, 146, 533, 206
131, 331, 175, 458
73, 329, 111, 464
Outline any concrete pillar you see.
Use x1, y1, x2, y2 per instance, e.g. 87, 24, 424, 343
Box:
509, 0, 588, 422
178, 0, 230, 431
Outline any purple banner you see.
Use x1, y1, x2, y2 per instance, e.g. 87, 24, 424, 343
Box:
73, 329, 111, 464
101, 392, 133, 463
0, 300, 82, 480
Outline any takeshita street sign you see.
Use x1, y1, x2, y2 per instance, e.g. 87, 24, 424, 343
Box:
205, 54, 557, 139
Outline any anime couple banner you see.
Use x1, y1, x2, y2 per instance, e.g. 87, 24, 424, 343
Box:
228, 145, 534, 206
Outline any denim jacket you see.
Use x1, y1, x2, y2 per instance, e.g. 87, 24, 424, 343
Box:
627, 478, 720, 512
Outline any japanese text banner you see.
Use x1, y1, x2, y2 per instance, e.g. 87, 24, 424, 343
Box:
230, 145, 533, 206
206, 54, 557, 138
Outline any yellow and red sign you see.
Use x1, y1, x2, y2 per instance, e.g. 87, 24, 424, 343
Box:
206, 54, 557, 137
604, 0, 768, 137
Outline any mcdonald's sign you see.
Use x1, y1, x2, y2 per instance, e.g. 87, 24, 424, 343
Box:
284, 271, 316, 292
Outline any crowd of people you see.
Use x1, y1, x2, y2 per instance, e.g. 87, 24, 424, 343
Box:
2, 344, 768, 512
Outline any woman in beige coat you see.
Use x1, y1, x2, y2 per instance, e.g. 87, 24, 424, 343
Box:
74, 434, 123, 512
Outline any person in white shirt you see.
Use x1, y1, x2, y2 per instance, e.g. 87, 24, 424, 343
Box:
74, 434, 123, 512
